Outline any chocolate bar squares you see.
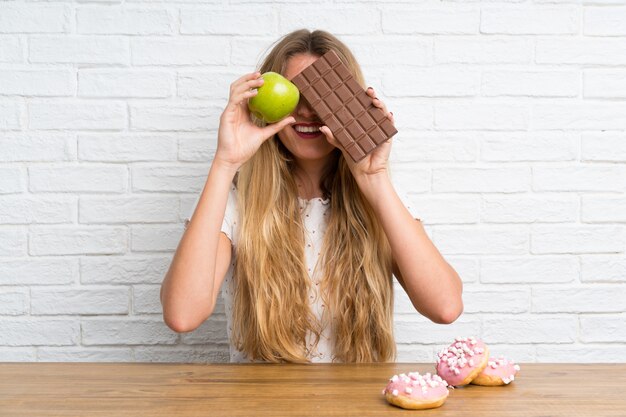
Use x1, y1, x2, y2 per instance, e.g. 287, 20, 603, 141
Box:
290, 50, 398, 163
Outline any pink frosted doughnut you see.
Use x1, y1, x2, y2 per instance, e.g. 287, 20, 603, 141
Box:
436, 336, 490, 386
471, 356, 521, 386
382, 372, 449, 410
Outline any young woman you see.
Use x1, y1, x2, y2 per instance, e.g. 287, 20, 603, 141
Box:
160, 29, 463, 364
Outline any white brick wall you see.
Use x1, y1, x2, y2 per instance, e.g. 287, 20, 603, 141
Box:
1, 0, 625, 364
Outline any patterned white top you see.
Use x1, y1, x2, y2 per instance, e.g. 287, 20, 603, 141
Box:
185, 182, 419, 363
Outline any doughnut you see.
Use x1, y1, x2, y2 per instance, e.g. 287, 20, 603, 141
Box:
435, 336, 490, 386
382, 372, 449, 410
471, 356, 521, 386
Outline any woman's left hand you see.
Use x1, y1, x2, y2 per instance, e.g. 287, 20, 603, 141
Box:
320, 86, 395, 180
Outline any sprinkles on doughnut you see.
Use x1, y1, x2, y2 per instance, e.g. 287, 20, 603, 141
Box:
471, 356, 521, 386
436, 336, 490, 386
382, 372, 449, 410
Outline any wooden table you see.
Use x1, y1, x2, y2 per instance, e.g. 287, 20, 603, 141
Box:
1, 363, 624, 416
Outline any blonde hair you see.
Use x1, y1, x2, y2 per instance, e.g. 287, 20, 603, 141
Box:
231, 29, 395, 363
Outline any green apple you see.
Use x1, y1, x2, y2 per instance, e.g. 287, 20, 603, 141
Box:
248, 72, 300, 123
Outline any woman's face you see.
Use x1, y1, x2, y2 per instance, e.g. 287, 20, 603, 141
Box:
276, 53, 337, 163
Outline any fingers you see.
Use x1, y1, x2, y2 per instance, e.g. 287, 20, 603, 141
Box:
367, 86, 393, 121
260, 115, 296, 138
227, 71, 264, 108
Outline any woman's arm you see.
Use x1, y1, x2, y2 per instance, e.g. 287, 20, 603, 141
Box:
160, 159, 237, 332
356, 173, 464, 324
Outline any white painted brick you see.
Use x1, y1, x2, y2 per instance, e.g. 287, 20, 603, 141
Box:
481, 132, 578, 162
383, 100, 433, 131
448, 257, 479, 283
28, 165, 128, 193
0, 348, 36, 361
581, 255, 626, 283
382, 7, 479, 34
82, 319, 178, 345
480, 344, 536, 363
131, 38, 229, 66
279, 8, 379, 36
481, 7, 578, 34
481, 194, 578, 223
536, 39, 626, 65
481, 256, 578, 284
177, 70, 240, 99
433, 167, 530, 193
29, 101, 127, 131
394, 284, 415, 314
533, 102, 626, 130
483, 315, 577, 343
78, 133, 177, 162
482, 70, 579, 97
130, 103, 220, 131
1, 132, 75, 162
76, 7, 174, 34
0, 166, 23, 193
435, 103, 529, 130
580, 315, 626, 342
131, 165, 207, 193
345, 37, 431, 67
81, 255, 170, 285
434, 226, 528, 255
0, 70, 75, 96
131, 224, 184, 252
399, 195, 479, 224
0, 4, 70, 33
29, 36, 129, 64
582, 133, 626, 162
182, 8, 277, 35
79, 69, 173, 98
584, 7, 626, 36
29, 226, 127, 256
463, 288, 530, 313
38, 348, 133, 362
532, 165, 626, 192
0, 319, 79, 346
0, 101, 22, 130
584, 70, 626, 98
180, 315, 229, 344
0, 195, 75, 224
230, 37, 277, 66
0, 258, 77, 286
582, 195, 626, 223
536, 345, 626, 363
133, 285, 162, 314
31, 287, 129, 315
80, 195, 179, 224
391, 133, 476, 163
0, 228, 27, 257
0, 36, 23, 63
395, 345, 436, 363
388, 166, 430, 193
394, 316, 481, 344
134, 346, 229, 363
533, 285, 626, 313
384, 68, 480, 97
531, 225, 626, 254
435, 37, 532, 64
178, 134, 217, 162
0, 289, 28, 315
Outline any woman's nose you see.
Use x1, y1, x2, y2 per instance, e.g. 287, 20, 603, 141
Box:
296, 96, 317, 118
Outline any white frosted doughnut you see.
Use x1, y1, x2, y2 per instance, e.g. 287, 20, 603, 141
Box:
382, 371, 449, 410
471, 356, 521, 386
435, 336, 490, 386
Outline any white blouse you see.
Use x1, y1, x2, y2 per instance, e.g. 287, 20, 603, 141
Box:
185, 182, 419, 363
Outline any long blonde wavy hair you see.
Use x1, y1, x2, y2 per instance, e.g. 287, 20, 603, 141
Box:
231, 29, 395, 363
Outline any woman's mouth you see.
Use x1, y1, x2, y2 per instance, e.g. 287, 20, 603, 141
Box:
293, 123, 323, 140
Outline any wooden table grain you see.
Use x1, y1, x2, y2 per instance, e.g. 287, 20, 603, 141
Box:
0, 363, 624, 417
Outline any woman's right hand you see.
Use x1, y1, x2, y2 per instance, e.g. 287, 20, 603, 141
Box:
214, 71, 296, 170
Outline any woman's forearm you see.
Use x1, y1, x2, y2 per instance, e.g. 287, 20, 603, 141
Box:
160, 158, 238, 332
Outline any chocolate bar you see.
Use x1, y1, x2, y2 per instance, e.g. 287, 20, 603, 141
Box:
290, 50, 397, 163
